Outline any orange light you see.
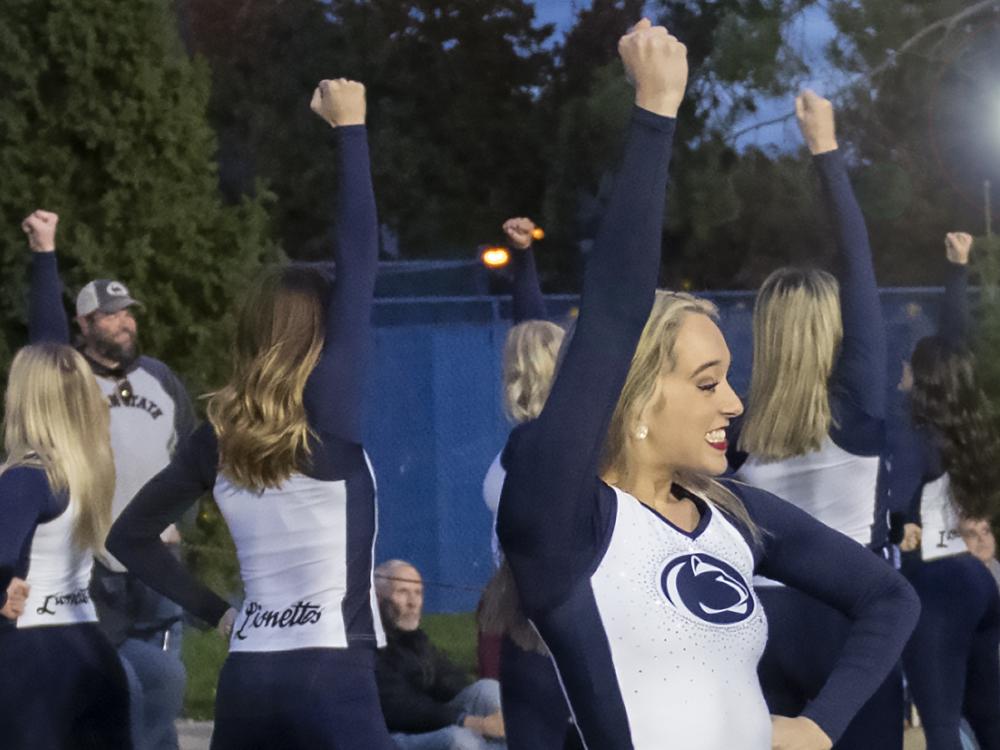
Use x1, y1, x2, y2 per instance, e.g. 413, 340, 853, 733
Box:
481, 246, 511, 269
531, 227, 545, 241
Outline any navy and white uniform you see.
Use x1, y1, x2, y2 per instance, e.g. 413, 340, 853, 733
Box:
888, 262, 1000, 750
483, 241, 547, 564
730, 149, 905, 749
0, 465, 131, 749
497, 107, 919, 750
30, 243, 195, 750
482, 245, 578, 749
107, 124, 394, 750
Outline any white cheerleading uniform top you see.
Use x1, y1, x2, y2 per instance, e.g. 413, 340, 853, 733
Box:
917, 474, 965, 561
216, 467, 385, 652
482, 451, 505, 567
737, 437, 878, 547
20, 499, 98, 629
584, 487, 771, 750
737, 437, 878, 586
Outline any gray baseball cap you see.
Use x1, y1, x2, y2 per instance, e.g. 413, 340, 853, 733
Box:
76, 279, 143, 317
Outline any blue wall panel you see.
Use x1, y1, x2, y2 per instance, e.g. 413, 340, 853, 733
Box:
366, 289, 946, 612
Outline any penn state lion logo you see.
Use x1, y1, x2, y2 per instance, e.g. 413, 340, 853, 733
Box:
660, 553, 754, 625
106, 281, 128, 296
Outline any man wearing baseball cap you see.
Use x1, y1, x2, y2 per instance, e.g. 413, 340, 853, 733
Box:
22, 209, 193, 750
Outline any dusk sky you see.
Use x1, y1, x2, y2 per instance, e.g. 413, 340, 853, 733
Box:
528, 0, 848, 151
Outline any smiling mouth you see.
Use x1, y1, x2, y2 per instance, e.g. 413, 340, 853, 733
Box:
705, 428, 728, 450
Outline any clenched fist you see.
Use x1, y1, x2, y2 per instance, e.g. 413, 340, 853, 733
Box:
795, 90, 837, 155
899, 523, 922, 553
502, 217, 537, 251
945, 232, 973, 265
1, 578, 30, 621
618, 18, 688, 118
310, 78, 366, 128
21, 209, 59, 253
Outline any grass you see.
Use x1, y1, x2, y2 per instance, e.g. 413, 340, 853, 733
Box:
181, 611, 479, 719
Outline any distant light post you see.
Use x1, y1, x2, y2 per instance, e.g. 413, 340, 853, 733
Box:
480, 246, 511, 269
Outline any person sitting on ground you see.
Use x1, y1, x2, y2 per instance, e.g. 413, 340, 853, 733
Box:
374, 560, 506, 750
961, 518, 1000, 592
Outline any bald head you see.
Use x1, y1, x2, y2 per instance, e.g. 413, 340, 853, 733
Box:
375, 559, 424, 631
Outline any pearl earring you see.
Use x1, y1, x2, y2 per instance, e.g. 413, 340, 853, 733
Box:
635, 424, 648, 440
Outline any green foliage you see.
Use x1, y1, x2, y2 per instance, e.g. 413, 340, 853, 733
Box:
974, 234, 1000, 403
0, 0, 277, 392
182, 625, 228, 719
185, 0, 554, 260
421, 611, 480, 679
825, 2, 999, 287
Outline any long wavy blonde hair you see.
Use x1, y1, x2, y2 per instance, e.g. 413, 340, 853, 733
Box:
502, 320, 564, 424
207, 264, 328, 490
603, 290, 759, 541
3, 343, 115, 552
738, 268, 842, 460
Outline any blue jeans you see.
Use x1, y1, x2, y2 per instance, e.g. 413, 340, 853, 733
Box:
119, 618, 185, 750
91, 561, 186, 750
392, 680, 507, 750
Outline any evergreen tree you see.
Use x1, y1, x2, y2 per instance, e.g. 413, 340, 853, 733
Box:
184, 0, 554, 260
0, 0, 277, 391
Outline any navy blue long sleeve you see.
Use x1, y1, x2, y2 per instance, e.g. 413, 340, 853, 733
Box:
0, 467, 65, 612
511, 247, 546, 324
818, 150, 886, 453
28, 253, 71, 345
497, 107, 675, 612
303, 125, 379, 445
736, 482, 920, 741
106, 424, 228, 626
940, 262, 969, 343
108, 125, 378, 625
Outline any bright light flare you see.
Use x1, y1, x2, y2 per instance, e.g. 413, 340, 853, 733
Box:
531, 227, 545, 241
481, 246, 511, 269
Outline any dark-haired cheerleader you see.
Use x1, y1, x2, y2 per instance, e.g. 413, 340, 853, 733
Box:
889, 232, 1000, 750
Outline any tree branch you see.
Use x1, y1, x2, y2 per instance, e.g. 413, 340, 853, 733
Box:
726, 0, 1000, 142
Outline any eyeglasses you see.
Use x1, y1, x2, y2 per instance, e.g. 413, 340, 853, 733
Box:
115, 378, 134, 401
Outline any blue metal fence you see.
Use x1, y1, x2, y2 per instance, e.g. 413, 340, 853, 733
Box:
367, 288, 946, 612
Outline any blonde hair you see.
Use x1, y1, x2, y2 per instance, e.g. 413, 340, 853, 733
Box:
207, 264, 327, 490
603, 290, 759, 541
502, 320, 565, 423
3, 343, 115, 552
738, 268, 842, 460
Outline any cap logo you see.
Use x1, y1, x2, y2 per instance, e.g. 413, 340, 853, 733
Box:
106, 282, 128, 297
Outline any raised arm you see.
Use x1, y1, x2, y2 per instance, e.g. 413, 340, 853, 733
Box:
105, 424, 230, 628
503, 217, 547, 323
302, 79, 378, 444
940, 231, 972, 342
22, 210, 70, 344
499, 22, 684, 563
797, 92, 886, 424
743, 483, 920, 745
